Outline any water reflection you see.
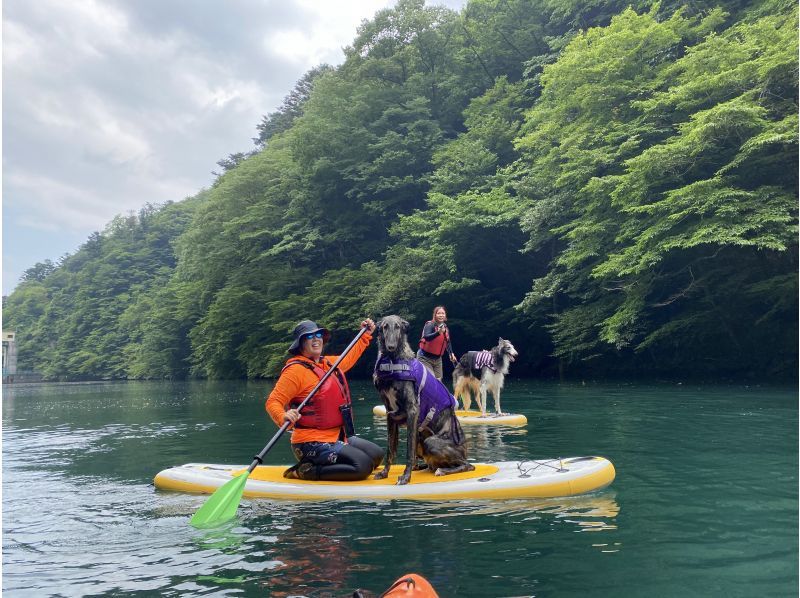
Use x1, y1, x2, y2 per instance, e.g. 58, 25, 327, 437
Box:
206, 491, 621, 596
426, 493, 620, 522
247, 490, 620, 539
192, 520, 249, 552
237, 507, 364, 597
369, 410, 529, 464
279, 525, 352, 595
4, 380, 794, 597
462, 424, 528, 462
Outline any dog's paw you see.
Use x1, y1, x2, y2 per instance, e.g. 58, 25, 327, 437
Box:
434, 468, 445, 476
373, 470, 389, 480
396, 476, 411, 485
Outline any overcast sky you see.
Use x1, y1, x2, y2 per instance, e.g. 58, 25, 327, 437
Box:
2, 0, 465, 294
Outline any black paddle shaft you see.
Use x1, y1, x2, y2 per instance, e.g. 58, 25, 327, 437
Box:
246, 326, 369, 474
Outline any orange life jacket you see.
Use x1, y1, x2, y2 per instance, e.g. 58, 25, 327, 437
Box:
418, 321, 449, 356
283, 358, 351, 429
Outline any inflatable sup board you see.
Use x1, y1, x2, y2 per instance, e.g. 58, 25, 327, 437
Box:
154, 457, 614, 500
372, 404, 527, 426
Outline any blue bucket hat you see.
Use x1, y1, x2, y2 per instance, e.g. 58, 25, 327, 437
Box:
287, 320, 331, 354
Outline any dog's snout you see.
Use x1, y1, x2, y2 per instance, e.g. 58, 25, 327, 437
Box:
383, 326, 400, 350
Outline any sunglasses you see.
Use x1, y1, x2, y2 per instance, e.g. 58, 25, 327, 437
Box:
303, 332, 324, 340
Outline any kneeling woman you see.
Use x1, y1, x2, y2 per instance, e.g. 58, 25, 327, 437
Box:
266, 318, 384, 481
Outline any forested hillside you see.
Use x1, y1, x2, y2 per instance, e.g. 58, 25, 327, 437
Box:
5, 0, 797, 381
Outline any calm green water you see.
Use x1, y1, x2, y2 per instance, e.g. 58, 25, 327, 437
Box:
2, 379, 797, 597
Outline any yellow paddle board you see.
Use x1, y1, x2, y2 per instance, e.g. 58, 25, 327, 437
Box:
154, 457, 614, 500
372, 404, 527, 427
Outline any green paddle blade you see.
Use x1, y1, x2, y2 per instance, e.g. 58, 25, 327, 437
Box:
190, 472, 249, 529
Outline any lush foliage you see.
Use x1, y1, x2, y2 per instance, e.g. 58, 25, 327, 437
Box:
5, 200, 201, 379
5, 0, 796, 381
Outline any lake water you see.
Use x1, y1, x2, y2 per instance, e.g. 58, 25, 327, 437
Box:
2, 379, 797, 597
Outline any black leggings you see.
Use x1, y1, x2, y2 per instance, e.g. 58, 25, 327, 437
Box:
293, 436, 384, 481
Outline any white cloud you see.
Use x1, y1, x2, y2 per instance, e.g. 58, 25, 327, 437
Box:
7, 173, 120, 232
29, 90, 152, 167
4, 0, 130, 72
266, 0, 393, 66
6, 169, 197, 234
3, 19, 42, 65
2, 0, 466, 292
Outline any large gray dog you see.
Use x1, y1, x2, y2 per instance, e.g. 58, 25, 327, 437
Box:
372, 315, 473, 485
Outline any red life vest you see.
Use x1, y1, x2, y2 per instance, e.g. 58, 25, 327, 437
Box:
282, 358, 351, 429
418, 321, 449, 356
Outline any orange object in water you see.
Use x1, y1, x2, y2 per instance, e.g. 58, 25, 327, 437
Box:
379, 573, 439, 597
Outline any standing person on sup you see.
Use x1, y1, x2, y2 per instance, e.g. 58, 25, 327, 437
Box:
416, 306, 457, 381
266, 318, 384, 481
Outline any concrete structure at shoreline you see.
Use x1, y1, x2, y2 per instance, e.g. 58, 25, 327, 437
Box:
3, 331, 18, 383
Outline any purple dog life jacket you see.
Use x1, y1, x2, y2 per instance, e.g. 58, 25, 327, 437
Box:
374, 356, 458, 428
471, 350, 496, 372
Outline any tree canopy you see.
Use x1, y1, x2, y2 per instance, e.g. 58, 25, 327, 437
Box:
5, 0, 796, 382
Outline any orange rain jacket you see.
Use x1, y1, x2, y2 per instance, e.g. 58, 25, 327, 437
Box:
265, 332, 372, 444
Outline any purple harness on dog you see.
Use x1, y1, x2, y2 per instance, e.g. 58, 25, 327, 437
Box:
374, 356, 458, 430
471, 350, 497, 372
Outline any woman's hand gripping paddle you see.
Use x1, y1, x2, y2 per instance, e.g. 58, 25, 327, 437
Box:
190, 326, 369, 528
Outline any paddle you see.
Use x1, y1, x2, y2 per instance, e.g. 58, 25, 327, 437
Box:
190, 325, 369, 528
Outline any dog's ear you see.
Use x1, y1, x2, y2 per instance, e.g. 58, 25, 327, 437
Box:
401, 318, 410, 331
375, 318, 384, 338
498, 337, 504, 343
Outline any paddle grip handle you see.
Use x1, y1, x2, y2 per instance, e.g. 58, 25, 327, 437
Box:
247, 326, 370, 474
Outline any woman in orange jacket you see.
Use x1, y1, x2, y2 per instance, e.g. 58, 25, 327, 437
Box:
266, 318, 383, 481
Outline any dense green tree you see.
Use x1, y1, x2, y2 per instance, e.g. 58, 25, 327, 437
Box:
515, 5, 797, 375
4, 0, 796, 382
19, 260, 56, 283
5, 199, 200, 380
213, 152, 251, 176
255, 65, 333, 147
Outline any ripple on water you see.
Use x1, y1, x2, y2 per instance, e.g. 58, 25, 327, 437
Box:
2, 380, 795, 597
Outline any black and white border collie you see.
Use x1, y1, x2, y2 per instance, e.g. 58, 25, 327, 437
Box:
452, 338, 519, 416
